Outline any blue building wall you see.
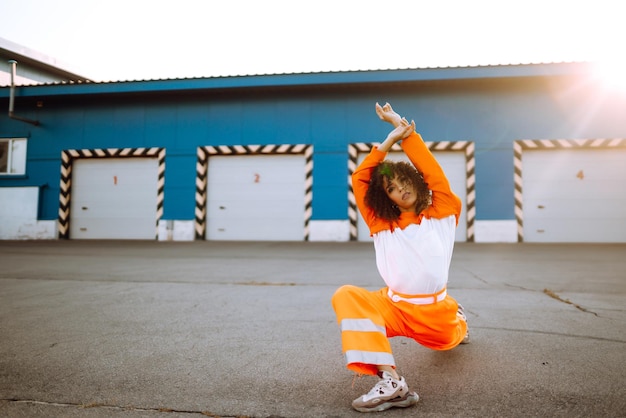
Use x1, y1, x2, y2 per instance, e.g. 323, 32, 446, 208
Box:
2, 65, 625, 231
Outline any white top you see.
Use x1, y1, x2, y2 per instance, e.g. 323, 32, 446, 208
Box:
373, 215, 457, 295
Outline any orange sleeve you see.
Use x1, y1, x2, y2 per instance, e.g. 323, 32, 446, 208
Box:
352, 146, 391, 233
401, 132, 462, 223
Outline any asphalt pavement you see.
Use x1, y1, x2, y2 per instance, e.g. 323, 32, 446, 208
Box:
0, 240, 625, 418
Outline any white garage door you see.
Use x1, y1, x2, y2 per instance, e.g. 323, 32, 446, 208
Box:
206, 154, 306, 241
523, 148, 626, 242
357, 151, 467, 242
70, 158, 159, 239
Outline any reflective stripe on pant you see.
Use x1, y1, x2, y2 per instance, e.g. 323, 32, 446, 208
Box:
331, 284, 467, 376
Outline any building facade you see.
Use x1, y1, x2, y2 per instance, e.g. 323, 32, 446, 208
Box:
1, 62, 625, 242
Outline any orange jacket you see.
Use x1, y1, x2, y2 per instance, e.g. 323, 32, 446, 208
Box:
352, 132, 462, 236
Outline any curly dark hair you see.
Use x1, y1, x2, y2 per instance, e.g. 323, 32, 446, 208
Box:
364, 160, 431, 221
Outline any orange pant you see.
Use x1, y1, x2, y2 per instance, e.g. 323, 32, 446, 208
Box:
331, 285, 467, 376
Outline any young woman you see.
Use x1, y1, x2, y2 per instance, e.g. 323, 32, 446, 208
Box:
332, 102, 469, 413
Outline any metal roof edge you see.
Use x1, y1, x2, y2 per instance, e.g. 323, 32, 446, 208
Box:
0, 61, 595, 99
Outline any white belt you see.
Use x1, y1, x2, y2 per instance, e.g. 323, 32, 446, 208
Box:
387, 288, 447, 305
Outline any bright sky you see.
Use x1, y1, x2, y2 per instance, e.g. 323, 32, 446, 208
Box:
0, 0, 623, 81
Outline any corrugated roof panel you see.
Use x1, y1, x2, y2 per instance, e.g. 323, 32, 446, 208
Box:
0, 61, 595, 99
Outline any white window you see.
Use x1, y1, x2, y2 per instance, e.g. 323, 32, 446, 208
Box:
0, 138, 27, 175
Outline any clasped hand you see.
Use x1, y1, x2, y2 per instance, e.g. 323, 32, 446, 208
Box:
376, 102, 415, 148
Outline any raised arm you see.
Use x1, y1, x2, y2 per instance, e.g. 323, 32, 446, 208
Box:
352, 112, 415, 228
377, 117, 415, 153
352, 147, 385, 228
377, 102, 461, 221
401, 133, 461, 221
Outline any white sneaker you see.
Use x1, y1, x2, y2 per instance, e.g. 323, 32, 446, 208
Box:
352, 371, 419, 413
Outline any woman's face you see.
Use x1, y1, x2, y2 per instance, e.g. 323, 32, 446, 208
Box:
383, 175, 418, 213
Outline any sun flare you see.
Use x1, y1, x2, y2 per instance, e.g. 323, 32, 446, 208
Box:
593, 59, 626, 93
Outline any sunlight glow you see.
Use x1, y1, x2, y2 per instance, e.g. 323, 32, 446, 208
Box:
593, 59, 626, 93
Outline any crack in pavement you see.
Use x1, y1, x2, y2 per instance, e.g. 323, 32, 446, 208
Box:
2, 398, 251, 417
543, 288, 599, 317
474, 326, 626, 344
499, 284, 603, 318
503, 282, 535, 292
459, 267, 490, 285
0, 276, 323, 287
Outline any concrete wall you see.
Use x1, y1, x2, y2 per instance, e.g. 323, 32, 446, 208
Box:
0, 187, 55, 239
